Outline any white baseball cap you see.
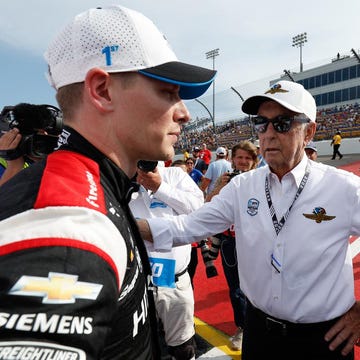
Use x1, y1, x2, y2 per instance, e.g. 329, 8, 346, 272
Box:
44, 5, 216, 100
305, 141, 317, 152
216, 146, 227, 156
242, 80, 317, 122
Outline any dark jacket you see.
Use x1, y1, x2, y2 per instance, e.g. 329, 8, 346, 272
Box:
0, 127, 158, 359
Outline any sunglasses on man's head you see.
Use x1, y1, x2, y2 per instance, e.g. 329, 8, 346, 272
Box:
252, 115, 310, 134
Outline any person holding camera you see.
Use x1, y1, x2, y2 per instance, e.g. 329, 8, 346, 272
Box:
206, 141, 259, 351
130, 161, 203, 359
0, 103, 62, 186
0, 128, 28, 185
0, 5, 215, 360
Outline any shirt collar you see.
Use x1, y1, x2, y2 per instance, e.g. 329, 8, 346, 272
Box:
58, 126, 137, 203
267, 154, 308, 188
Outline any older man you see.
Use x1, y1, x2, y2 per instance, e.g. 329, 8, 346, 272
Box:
139, 80, 360, 359
0, 5, 215, 359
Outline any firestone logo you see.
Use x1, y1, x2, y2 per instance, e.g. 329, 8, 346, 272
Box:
85, 171, 99, 208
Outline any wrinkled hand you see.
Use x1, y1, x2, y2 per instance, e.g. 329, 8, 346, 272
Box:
325, 301, 360, 356
0, 128, 22, 151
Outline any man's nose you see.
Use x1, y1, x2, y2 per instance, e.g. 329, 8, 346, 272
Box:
175, 101, 190, 125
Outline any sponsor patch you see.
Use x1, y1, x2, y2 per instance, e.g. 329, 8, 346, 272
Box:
0, 341, 85, 359
9, 272, 102, 304
0, 312, 93, 334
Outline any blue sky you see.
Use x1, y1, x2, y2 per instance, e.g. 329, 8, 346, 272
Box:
1, 0, 360, 122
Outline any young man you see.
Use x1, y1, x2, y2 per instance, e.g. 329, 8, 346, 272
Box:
0, 5, 215, 359
139, 81, 360, 360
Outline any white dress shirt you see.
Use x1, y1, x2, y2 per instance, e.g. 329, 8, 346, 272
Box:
148, 155, 360, 323
130, 166, 204, 275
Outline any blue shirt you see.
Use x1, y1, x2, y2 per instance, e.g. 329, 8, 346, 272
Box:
189, 168, 203, 185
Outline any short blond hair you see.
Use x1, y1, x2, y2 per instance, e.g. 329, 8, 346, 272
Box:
56, 72, 138, 121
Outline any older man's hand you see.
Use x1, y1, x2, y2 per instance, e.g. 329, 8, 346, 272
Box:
325, 301, 360, 356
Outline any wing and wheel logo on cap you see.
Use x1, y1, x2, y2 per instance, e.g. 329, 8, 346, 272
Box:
265, 83, 289, 95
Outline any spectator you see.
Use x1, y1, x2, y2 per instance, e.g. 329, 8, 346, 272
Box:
200, 146, 232, 196
192, 146, 207, 174
0, 5, 216, 359
171, 159, 187, 172
199, 143, 212, 168
331, 130, 343, 160
253, 139, 267, 168
183, 148, 190, 161
305, 141, 318, 161
130, 163, 203, 359
185, 157, 204, 185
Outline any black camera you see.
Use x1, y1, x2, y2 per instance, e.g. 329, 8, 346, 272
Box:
137, 160, 158, 172
0, 103, 63, 160
228, 169, 241, 181
199, 239, 218, 278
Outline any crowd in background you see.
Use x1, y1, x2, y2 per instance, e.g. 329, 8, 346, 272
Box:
175, 102, 360, 153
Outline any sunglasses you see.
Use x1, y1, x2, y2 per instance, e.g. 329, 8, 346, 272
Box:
186, 162, 194, 165
252, 115, 310, 134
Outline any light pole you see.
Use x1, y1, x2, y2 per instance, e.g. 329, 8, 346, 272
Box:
230, 86, 255, 140
206, 48, 220, 140
194, 98, 213, 123
292, 33, 307, 72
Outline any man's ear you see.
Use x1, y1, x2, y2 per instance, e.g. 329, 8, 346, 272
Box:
305, 121, 316, 144
84, 68, 114, 112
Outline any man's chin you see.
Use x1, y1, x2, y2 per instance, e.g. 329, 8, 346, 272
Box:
164, 146, 175, 160
155, 148, 175, 162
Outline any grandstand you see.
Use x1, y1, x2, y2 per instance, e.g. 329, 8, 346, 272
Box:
176, 49, 360, 153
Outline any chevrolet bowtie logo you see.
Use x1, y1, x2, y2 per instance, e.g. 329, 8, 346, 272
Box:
303, 207, 336, 223
265, 83, 289, 94
9, 272, 103, 304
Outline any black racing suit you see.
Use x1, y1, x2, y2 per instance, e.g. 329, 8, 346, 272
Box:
0, 127, 159, 359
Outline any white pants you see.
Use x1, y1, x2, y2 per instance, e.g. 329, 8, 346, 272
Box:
153, 271, 195, 346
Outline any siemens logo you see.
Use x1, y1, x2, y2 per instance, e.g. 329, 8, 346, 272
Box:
0, 313, 93, 335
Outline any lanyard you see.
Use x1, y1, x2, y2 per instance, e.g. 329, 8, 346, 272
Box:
265, 163, 310, 235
